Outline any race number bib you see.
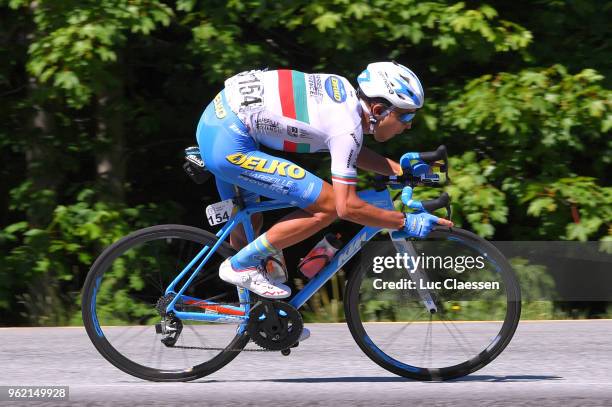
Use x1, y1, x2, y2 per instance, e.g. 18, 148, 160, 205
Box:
206, 199, 234, 226
225, 70, 265, 114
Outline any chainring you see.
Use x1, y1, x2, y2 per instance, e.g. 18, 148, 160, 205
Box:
247, 300, 303, 351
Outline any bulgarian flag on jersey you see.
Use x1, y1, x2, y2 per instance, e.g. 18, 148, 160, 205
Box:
278, 70, 310, 124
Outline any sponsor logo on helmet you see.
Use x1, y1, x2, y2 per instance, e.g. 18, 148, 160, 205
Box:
325, 76, 347, 103
357, 70, 371, 83
226, 153, 306, 179
395, 74, 421, 106
379, 73, 395, 95
213, 93, 226, 118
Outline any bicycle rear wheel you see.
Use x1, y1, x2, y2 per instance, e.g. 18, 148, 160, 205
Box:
81, 224, 248, 382
345, 227, 521, 381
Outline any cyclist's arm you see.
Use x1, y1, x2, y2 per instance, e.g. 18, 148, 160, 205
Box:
333, 182, 405, 229
327, 132, 403, 229
356, 146, 402, 176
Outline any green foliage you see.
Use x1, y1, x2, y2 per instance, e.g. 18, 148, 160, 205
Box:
441, 64, 611, 240
22, 0, 174, 107
184, 0, 532, 81
1, 0, 610, 325
0, 189, 179, 325
407, 152, 507, 238
444, 65, 611, 146
445, 152, 508, 238
521, 177, 611, 241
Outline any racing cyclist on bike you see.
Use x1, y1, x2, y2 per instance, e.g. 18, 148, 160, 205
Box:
195, 61, 453, 303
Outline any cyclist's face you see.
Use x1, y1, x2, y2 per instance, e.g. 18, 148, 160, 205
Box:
372, 104, 415, 142
373, 106, 415, 142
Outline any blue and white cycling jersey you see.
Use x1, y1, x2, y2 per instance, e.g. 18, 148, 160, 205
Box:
196, 69, 364, 208
224, 69, 363, 185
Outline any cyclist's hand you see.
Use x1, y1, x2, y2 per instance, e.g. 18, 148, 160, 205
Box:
399, 153, 431, 176
401, 212, 453, 238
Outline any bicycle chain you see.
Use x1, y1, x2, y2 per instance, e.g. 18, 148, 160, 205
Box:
164, 300, 281, 352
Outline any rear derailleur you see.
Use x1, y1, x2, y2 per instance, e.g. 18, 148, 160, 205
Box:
155, 293, 183, 347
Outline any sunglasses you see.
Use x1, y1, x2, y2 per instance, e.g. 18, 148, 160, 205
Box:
380, 107, 416, 124
397, 111, 416, 124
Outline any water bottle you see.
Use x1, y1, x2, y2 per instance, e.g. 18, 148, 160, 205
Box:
298, 233, 342, 279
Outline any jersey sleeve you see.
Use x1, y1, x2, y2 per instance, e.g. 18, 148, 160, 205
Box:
328, 127, 363, 185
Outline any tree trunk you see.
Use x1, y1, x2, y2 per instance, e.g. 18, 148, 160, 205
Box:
95, 80, 126, 203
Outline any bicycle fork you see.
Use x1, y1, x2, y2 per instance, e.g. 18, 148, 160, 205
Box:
390, 236, 438, 314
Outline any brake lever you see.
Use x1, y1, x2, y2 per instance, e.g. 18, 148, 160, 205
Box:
402, 187, 452, 220
419, 145, 450, 184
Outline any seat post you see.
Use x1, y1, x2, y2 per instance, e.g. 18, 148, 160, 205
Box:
233, 185, 246, 211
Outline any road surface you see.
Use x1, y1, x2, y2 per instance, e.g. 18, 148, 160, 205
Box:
1, 320, 611, 406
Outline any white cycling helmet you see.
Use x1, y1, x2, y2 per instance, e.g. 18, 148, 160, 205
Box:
357, 61, 424, 109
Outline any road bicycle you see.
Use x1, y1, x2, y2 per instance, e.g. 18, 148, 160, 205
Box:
82, 145, 521, 382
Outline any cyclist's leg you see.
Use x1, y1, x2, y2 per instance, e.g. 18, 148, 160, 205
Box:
215, 170, 336, 252
196, 91, 336, 250
196, 91, 337, 297
264, 181, 337, 249
208, 148, 335, 249
195, 90, 265, 251
214, 176, 263, 250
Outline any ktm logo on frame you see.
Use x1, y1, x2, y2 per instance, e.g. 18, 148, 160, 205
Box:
226, 153, 306, 179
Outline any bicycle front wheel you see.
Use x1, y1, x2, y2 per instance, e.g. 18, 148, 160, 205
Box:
345, 227, 521, 381
81, 224, 247, 382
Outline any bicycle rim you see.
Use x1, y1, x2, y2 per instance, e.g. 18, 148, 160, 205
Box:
81, 224, 248, 381
345, 227, 521, 381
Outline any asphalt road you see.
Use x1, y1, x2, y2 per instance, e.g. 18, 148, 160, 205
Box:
1, 320, 611, 406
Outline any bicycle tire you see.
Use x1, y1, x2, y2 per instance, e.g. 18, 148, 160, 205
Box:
82, 224, 248, 382
344, 226, 521, 381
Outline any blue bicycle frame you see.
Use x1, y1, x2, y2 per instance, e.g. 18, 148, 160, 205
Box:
162, 188, 400, 329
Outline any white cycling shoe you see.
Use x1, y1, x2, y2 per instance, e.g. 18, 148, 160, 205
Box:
219, 258, 291, 299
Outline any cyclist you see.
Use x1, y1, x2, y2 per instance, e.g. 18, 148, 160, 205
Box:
195, 61, 453, 301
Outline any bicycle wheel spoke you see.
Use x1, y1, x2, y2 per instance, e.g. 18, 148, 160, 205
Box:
108, 325, 151, 350
83, 225, 246, 380
185, 324, 218, 356
439, 313, 480, 357
380, 303, 428, 348
347, 229, 521, 380
419, 316, 433, 367
192, 269, 220, 288
154, 334, 163, 369
438, 318, 474, 360
179, 334, 190, 368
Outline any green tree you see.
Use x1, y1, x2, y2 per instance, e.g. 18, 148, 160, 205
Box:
1, 0, 610, 325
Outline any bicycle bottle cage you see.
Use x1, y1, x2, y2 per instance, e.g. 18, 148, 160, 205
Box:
183, 146, 212, 185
